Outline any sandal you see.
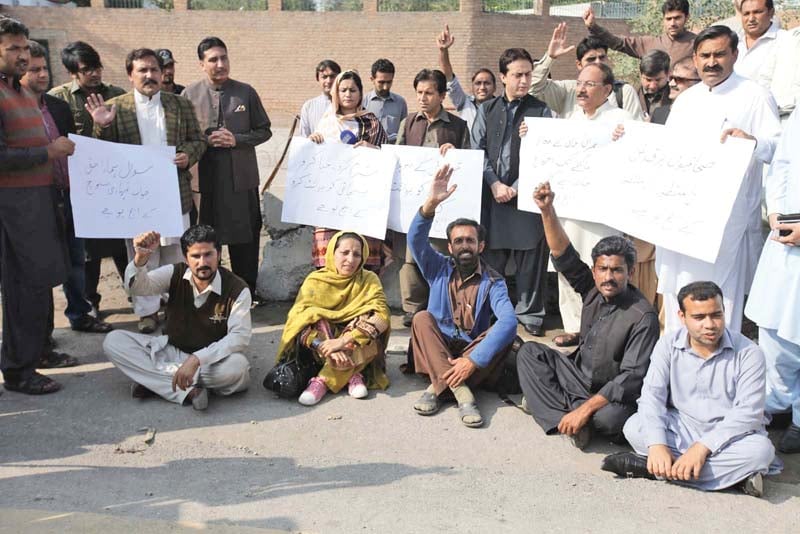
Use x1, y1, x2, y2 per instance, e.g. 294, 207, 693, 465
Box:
458, 402, 483, 428
413, 391, 440, 416
553, 333, 579, 347
71, 315, 113, 334
38, 351, 79, 369
4, 372, 62, 395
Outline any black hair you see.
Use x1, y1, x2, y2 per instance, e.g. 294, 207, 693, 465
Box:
582, 62, 615, 86
499, 48, 533, 75
740, 0, 775, 9
0, 17, 28, 39
61, 41, 102, 74
180, 224, 221, 256
446, 218, 486, 243
197, 37, 227, 60
471, 67, 496, 85
338, 70, 364, 95
576, 37, 609, 61
334, 232, 365, 250
693, 25, 739, 53
662, 0, 690, 15
640, 49, 671, 76
371, 58, 395, 77
28, 40, 47, 59
413, 68, 447, 94
591, 235, 636, 271
677, 281, 724, 312
315, 59, 341, 80
125, 48, 162, 75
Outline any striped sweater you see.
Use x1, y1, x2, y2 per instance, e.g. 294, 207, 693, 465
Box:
0, 76, 52, 187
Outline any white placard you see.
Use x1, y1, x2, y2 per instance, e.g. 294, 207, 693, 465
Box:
281, 137, 395, 239
68, 134, 184, 238
382, 145, 484, 239
517, 118, 755, 263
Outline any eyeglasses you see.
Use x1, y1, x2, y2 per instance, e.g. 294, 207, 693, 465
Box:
78, 66, 103, 76
575, 80, 606, 89
670, 76, 701, 84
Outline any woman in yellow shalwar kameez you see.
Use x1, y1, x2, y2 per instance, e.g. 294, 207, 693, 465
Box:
275, 231, 390, 405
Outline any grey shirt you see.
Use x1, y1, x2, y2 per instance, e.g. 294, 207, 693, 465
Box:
637, 328, 768, 455
363, 90, 408, 142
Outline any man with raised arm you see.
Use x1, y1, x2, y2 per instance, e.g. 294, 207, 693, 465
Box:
584, 0, 696, 65
408, 165, 518, 428
603, 282, 776, 498
104, 225, 252, 410
516, 182, 659, 450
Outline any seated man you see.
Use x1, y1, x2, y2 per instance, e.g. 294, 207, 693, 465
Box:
103, 225, 251, 410
517, 182, 659, 449
409, 165, 517, 428
603, 282, 777, 498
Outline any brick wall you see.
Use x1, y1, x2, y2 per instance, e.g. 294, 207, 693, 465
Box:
5, 6, 630, 124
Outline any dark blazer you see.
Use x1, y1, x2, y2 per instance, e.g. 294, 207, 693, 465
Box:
43, 93, 76, 137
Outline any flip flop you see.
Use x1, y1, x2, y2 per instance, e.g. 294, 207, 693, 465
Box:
553, 333, 579, 347
413, 391, 440, 416
38, 351, 79, 369
458, 402, 483, 428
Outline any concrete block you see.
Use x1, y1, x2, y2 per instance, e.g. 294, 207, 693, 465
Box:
256, 225, 315, 301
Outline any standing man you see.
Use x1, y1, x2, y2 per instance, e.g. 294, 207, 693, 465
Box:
103, 225, 252, 411
436, 24, 496, 131
530, 24, 644, 120
517, 182, 659, 449
746, 108, 800, 454
637, 49, 672, 121
0, 18, 73, 394
734, 0, 782, 81
155, 49, 185, 95
605, 282, 775, 497
21, 40, 112, 341
583, 0, 696, 65
86, 48, 206, 334
183, 37, 272, 307
657, 26, 781, 333
472, 48, 551, 337
757, 26, 800, 122
394, 68, 470, 327
363, 58, 407, 143
48, 41, 128, 317
650, 55, 700, 125
299, 59, 341, 137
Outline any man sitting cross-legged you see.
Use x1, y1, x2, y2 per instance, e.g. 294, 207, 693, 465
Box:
516, 182, 659, 449
409, 165, 518, 428
103, 225, 251, 410
602, 281, 778, 498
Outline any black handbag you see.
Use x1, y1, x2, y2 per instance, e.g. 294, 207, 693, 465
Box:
263, 347, 321, 399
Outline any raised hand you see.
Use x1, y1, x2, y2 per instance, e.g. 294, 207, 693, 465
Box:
533, 181, 554, 211
84, 93, 116, 128
132, 230, 161, 267
549, 22, 576, 60
583, 6, 596, 28
437, 23, 455, 50
422, 164, 457, 216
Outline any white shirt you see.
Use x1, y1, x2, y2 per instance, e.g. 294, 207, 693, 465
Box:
125, 262, 252, 366
133, 89, 167, 147
757, 27, 800, 118
746, 108, 800, 345
658, 73, 781, 330
300, 93, 332, 137
735, 20, 784, 81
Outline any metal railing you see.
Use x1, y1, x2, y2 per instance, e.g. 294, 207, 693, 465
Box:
189, 0, 266, 9
483, 0, 646, 18
377, 0, 459, 11
281, 0, 363, 10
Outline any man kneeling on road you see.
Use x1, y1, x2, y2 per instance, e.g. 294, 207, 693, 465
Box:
602, 281, 778, 497
517, 182, 659, 449
409, 165, 518, 428
104, 225, 251, 410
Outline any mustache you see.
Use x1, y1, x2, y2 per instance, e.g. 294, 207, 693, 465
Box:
703, 65, 723, 73
143, 79, 158, 85
601, 281, 618, 288
577, 92, 588, 98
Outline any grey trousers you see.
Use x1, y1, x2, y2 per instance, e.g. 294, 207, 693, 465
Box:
103, 330, 250, 404
624, 411, 775, 491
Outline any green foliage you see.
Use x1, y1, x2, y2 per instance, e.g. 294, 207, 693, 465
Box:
189, 0, 266, 8
282, 0, 363, 9
378, 0, 458, 10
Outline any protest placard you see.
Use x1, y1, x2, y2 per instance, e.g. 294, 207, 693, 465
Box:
281, 138, 395, 239
382, 145, 483, 239
68, 135, 184, 238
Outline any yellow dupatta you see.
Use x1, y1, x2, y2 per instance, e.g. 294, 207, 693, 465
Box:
275, 232, 390, 388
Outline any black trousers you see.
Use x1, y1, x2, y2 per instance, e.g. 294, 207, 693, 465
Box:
84, 240, 127, 309
483, 241, 549, 328
0, 187, 67, 381
516, 341, 635, 437
228, 238, 260, 294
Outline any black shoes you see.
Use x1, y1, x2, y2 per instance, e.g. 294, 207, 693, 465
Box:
739, 472, 764, 498
402, 312, 415, 328
779, 423, 800, 453
522, 323, 545, 337
570, 424, 592, 451
601, 452, 656, 479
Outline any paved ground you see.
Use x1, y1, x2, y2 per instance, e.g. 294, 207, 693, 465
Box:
2, 119, 799, 532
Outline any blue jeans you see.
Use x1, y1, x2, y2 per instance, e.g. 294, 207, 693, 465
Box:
60, 191, 92, 325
